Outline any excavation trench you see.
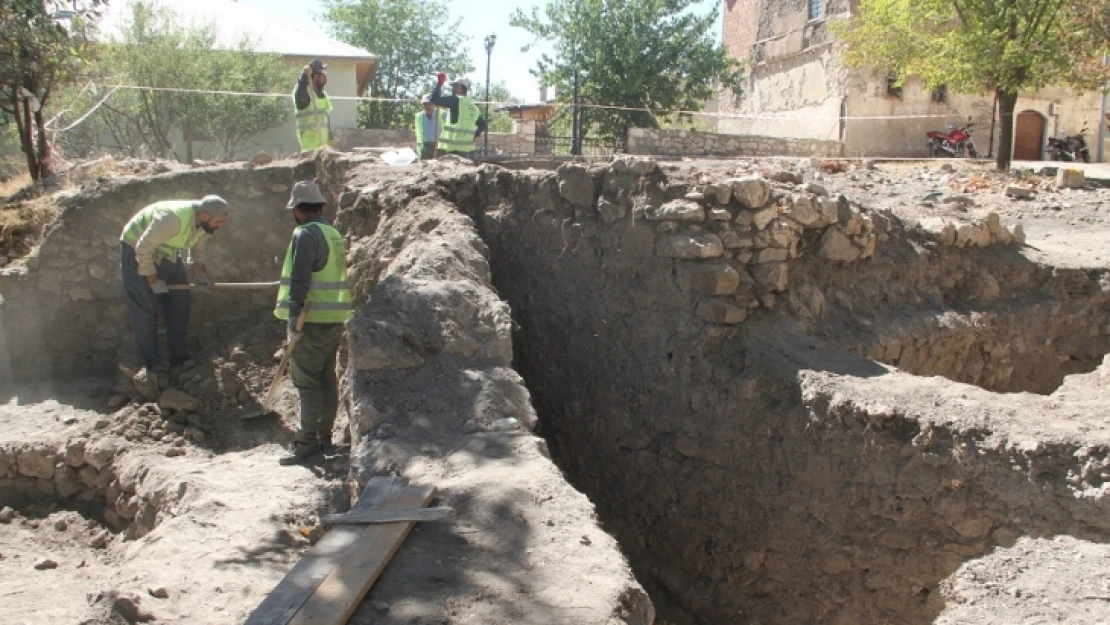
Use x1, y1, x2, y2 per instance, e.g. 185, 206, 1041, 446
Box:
4, 155, 1110, 625
435, 159, 1110, 625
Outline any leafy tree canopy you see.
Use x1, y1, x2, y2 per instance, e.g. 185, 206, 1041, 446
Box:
510, 0, 743, 143
322, 0, 473, 129
836, 0, 1110, 169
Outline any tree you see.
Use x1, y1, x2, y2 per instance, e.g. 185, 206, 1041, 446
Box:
510, 0, 743, 144
473, 82, 521, 134
0, 0, 103, 181
322, 0, 473, 129
55, 0, 289, 162
836, 0, 1110, 170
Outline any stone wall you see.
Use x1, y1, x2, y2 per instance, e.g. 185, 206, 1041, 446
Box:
310, 153, 655, 625
627, 128, 845, 157
0, 161, 314, 383
451, 156, 1108, 625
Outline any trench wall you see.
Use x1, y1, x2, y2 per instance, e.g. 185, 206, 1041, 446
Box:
462, 158, 1110, 624
0, 162, 314, 384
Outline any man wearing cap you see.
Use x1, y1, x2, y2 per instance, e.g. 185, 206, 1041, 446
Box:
414, 94, 445, 160
293, 59, 333, 152
276, 181, 353, 465
119, 195, 229, 372
429, 73, 488, 158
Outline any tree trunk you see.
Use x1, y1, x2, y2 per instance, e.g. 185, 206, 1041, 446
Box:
16, 98, 40, 181
33, 108, 54, 180
995, 88, 1019, 171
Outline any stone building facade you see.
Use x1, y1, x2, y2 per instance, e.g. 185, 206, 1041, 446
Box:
719, 0, 1109, 160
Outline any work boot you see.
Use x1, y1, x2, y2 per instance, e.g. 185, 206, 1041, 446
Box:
318, 434, 332, 452
278, 441, 321, 466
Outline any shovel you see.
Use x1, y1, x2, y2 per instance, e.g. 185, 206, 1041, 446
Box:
241, 302, 311, 420
168, 281, 280, 291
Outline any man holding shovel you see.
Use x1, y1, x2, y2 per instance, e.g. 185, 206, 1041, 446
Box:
119, 195, 228, 373
276, 181, 353, 466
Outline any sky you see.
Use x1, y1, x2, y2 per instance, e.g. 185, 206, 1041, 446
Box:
235, 0, 724, 103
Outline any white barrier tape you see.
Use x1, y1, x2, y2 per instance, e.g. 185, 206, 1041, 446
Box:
49, 87, 120, 133
99, 83, 971, 122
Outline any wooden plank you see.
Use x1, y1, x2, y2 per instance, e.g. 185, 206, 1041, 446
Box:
321, 506, 452, 525
243, 477, 408, 625
289, 484, 435, 625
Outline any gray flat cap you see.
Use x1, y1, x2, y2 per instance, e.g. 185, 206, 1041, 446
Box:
287, 180, 327, 209
198, 195, 230, 216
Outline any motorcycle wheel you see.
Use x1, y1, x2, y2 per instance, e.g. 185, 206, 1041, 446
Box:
1081, 152, 1091, 163
929, 144, 944, 158
968, 145, 980, 159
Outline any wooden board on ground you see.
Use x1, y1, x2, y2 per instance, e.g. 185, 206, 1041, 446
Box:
322, 506, 452, 525
288, 483, 435, 625
243, 477, 410, 625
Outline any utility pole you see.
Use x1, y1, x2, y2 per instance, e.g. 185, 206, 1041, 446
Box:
572, 71, 581, 156
483, 33, 496, 156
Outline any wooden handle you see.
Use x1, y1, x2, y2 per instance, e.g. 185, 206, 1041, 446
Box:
293, 302, 311, 331
167, 281, 280, 291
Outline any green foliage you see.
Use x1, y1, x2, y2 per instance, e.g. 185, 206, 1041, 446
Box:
835, 0, 1110, 169
510, 0, 743, 143
473, 82, 521, 134
56, 0, 289, 161
0, 0, 103, 180
322, 0, 473, 129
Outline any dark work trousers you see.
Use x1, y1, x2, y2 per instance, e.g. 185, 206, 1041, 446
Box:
290, 322, 344, 446
119, 243, 191, 368
420, 142, 437, 160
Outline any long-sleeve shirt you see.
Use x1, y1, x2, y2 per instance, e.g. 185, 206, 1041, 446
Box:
294, 73, 328, 111
429, 83, 488, 136
286, 215, 331, 322
131, 211, 207, 276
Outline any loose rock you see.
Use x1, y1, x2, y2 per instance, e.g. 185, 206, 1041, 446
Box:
34, 558, 59, 570
159, 389, 201, 412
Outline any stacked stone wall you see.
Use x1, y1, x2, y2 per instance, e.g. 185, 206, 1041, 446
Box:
0, 162, 314, 383
627, 127, 845, 157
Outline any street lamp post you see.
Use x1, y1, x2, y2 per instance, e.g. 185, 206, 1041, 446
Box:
484, 33, 497, 156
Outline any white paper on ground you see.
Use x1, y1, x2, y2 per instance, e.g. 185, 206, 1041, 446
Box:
381, 147, 418, 166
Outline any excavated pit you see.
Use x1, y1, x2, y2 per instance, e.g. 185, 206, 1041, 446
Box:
356, 156, 1110, 625
4, 154, 1110, 625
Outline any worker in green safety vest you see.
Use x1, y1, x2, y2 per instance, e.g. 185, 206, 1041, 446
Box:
275, 180, 353, 465
428, 73, 487, 159
119, 196, 229, 372
293, 59, 334, 152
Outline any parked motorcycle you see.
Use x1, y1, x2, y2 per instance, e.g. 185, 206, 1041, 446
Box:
926, 118, 980, 158
1046, 124, 1091, 163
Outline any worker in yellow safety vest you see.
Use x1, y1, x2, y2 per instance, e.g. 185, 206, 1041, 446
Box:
428, 73, 487, 159
119, 196, 230, 372
293, 59, 334, 152
275, 180, 353, 465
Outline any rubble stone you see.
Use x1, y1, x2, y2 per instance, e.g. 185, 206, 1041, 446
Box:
818, 228, 862, 262
695, 300, 749, 325
728, 177, 771, 209
557, 164, 596, 208
749, 262, 789, 292
676, 262, 741, 295
655, 234, 724, 259
159, 389, 201, 413
645, 200, 705, 222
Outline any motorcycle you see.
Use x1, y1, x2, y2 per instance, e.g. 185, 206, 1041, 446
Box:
926, 118, 980, 158
1046, 124, 1091, 162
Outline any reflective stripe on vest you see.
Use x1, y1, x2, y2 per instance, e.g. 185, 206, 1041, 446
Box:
294, 88, 332, 151
120, 200, 201, 262
273, 222, 353, 324
439, 96, 479, 154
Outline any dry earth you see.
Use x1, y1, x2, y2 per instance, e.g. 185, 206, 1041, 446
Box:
2, 154, 1110, 625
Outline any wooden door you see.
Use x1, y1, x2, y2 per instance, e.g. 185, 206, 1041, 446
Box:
1014, 111, 1046, 161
